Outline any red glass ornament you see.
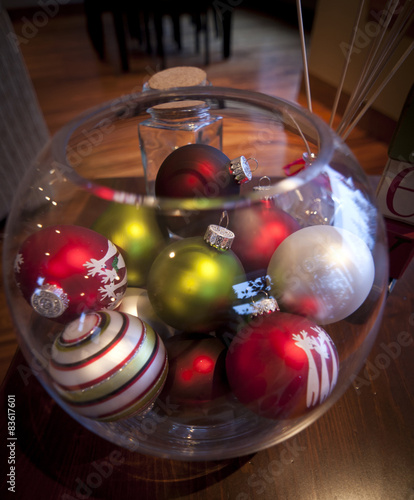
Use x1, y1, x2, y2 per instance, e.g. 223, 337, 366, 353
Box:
155, 144, 239, 198
229, 200, 300, 273
160, 333, 230, 408
226, 312, 339, 419
14, 225, 128, 323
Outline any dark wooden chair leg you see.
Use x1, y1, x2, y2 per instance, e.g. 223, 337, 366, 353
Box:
84, 1, 105, 59
203, 11, 210, 65
154, 13, 166, 69
112, 8, 129, 72
172, 13, 182, 50
222, 11, 232, 59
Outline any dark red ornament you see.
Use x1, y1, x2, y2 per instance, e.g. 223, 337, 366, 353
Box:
229, 200, 300, 273
160, 333, 230, 408
155, 144, 240, 198
14, 225, 128, 323
226, 312, 339, 420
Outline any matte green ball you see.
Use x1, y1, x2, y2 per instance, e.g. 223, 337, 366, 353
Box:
147, 237, 245, 332
93, 204, 169, 287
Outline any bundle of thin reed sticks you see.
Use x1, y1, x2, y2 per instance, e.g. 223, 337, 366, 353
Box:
296, 0, 414, 140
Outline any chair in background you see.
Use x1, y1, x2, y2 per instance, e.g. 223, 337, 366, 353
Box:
83, 0, 233, 71
138, 1, 233, 67
83, 0, 130, 72
149, 0, 212, 66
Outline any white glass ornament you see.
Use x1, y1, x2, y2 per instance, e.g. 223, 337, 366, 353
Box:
267, 225, 376, 325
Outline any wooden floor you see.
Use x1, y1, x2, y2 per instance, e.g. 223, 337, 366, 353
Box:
0, 6, 390, 382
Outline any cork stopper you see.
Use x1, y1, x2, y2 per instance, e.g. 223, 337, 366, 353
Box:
31, 283, 69, 318
204, 224, 235, 251
147, 67, 207, 90
152, 100, 208, 111
150, 100, 209, 119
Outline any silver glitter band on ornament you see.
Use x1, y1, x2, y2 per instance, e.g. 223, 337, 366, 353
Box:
227, 156, 258, 184
204, 224, 235, 251
251, 294, 280, 317
31, 283, 69, 318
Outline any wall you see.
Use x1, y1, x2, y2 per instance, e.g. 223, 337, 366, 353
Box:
308, 0, 414, 122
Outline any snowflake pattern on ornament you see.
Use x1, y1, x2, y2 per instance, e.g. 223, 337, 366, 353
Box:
83, 241, 127, 306
292, 326, 339, 408
14, 253, 23, 274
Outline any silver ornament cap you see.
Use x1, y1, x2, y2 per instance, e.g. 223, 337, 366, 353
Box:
204, 224, 235, 250
228, 156, 257, 184
31, 283, 69, 318
251, 295, 280, 317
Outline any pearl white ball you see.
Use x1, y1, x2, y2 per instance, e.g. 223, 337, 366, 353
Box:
267, 225, 375, 324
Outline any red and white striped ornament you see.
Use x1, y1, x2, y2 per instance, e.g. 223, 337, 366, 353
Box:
49, 310, 168, 421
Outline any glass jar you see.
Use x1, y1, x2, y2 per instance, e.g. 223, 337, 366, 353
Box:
138, 100, 223, 195
3, 87, 388, 461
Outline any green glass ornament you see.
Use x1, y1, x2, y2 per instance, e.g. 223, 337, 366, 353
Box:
93, 204, 169, 287
147, 223, 245, 332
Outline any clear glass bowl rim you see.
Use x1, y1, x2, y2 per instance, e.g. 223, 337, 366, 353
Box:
51, 86, 337, 209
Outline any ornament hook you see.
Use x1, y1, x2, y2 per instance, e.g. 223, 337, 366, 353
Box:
247, 157, 259, 173
251, 289, 268, 303
204, 211, 234, 250
253, 175, 271, 191
219, 210, 229, 229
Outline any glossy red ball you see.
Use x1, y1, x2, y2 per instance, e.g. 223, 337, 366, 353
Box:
229, 200, 300, 273
155, 144, 239, 198
14, 225, 128, 323
160, 333, 229, 408
226, 313, 339, 419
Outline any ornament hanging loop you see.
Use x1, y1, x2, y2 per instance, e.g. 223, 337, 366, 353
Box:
251, 290, 269, 305
247, 157, 259, 173
253, 175, 271, 191
219, 210, 229, 229
204, 211, 235, 251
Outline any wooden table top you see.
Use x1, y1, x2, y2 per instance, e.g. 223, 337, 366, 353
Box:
0, 257, 413, 500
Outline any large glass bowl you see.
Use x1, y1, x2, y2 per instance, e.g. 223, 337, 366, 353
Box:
3, 87, 388, 461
